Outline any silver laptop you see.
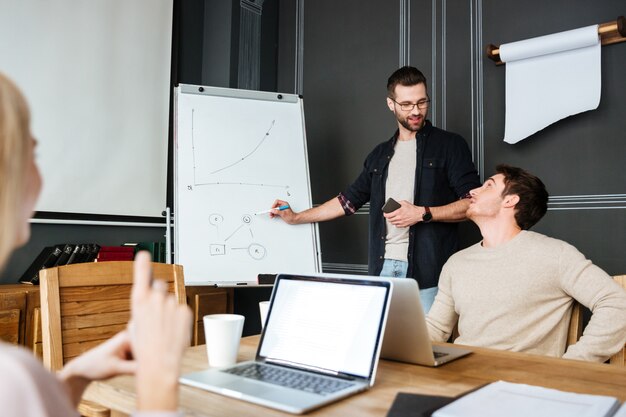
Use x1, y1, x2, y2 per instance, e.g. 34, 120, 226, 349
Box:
180, 274, 393, 414
302, 273, 471, 366
378, 277, 471, 366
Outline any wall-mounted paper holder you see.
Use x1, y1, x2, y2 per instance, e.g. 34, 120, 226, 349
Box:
487, 15, 625, 65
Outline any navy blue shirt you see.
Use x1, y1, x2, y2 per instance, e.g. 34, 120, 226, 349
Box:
339, 121, 480, 289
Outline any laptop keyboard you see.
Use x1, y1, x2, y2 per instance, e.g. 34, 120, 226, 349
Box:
222, 363, 355, 396
433, 351, 449, 359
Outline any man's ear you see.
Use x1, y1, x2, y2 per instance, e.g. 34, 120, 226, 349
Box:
386, 97, 395, 112
503, 194, 520, 208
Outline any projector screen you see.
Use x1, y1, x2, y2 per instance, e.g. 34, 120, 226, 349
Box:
0, 0, 172, 218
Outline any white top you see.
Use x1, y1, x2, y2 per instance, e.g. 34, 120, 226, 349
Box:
0, 342, 182, 417
384, 138, 416, 261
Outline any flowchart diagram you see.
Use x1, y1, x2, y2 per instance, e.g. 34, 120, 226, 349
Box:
208, 213, 267, 261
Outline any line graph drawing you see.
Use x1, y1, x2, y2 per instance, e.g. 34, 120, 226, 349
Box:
189, 110, 290, 192
209, 119, 275, 175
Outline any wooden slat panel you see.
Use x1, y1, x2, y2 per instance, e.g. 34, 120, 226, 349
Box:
78, 399, 111, 417
567, 302, 583, 347
196, 322, 205, 346
56, 261, 179, 287
0, 291, 26, 309
0, 309, 21, 344
59, 282, 173, 303
61, 299, 130, 316
33, 308, 42, 343
63, 338, 107, 359
57, 262, 134, 287
0, 290, 27, 345
33, 342, 43, 359
26, 291, 41, 350
62, 323, 127, 344
171, 264, 186, 305
610, 275, 626, 366
196, 292, 228, 318
62, 311, 130, 330
193, 291, 231, 345
60, 285, 132, 303
39, 267, 64, 371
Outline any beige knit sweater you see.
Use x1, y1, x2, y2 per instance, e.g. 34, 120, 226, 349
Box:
426, 230, 626, 362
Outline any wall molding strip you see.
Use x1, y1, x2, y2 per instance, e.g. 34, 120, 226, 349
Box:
322, 262, 369, 274
431, 0, 437, 125
399, 0, 410, 66
470, 0, 485, 181
294, 0, 305, 94
548, 194, 626, 210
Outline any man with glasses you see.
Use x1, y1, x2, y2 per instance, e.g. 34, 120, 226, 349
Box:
271, 66, 480, 312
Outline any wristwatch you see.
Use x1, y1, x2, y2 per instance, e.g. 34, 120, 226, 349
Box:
422, 206, 433, 223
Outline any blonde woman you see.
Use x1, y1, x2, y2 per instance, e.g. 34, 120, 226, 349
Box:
0, 72, 192, 416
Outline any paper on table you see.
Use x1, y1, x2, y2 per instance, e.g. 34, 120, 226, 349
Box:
500, 25, 601, 144
614, 404, 626, 417
433, 380, 621, 417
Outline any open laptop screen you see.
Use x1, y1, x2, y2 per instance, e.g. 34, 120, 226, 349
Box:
258, 276, 390, 379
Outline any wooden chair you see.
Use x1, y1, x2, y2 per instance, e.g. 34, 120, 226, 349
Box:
609, 275, 626, 366
566, 301, 583, 347
566, 274, 626, 366
39, 261, 186, 417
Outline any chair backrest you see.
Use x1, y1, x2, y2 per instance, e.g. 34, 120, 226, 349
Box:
566, 302, 583, 347
566, 274, 626, 366
609, 275, 626, 366
39, 261, 185, 371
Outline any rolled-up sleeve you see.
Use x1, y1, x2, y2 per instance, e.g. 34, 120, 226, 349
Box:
340, 149, 379, 216
446, 135, 481, 199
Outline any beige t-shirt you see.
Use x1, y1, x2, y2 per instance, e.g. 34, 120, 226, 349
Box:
384, 138, 416, 261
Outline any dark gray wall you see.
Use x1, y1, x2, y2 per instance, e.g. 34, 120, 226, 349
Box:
292, 0, 626, 276
5, 0, 624, 284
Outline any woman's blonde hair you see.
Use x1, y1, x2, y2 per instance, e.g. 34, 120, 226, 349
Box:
0, 73, 31, 270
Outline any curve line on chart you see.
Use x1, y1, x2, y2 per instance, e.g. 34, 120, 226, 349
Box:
209, 120, 276, 175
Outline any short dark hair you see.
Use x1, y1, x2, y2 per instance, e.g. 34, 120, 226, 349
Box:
387, 66, 427, 98
495, 164, 548, 230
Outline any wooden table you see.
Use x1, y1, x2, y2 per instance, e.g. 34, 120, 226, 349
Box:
84, 335, 626, 416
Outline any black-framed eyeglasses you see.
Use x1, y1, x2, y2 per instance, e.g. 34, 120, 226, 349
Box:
389, 97, 430, 111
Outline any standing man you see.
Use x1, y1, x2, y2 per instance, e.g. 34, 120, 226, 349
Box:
271, 66, 480, 312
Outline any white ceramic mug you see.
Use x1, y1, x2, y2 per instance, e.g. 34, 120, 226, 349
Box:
203, 314, 245, 367
259, 301, 270, 329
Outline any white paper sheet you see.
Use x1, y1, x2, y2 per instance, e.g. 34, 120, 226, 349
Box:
433, 381, 621, 417
500, 25, 601, 144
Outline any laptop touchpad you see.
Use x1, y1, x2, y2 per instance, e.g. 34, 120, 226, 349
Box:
221, 379, 277, 397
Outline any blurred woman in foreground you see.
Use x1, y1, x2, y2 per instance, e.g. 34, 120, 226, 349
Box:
0, 72, 192, 417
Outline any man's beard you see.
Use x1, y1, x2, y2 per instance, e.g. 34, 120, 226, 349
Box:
397, 114, 425, 132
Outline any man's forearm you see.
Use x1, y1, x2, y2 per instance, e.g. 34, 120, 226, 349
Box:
430, 198, 470, 222
293, 197, 345, 224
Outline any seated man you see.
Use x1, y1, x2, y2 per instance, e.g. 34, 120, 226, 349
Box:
426, 164, 626, 362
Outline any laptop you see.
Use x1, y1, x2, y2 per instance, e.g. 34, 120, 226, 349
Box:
377, 276, 471, 366
180, 274, 393, 414
302, 274, 471, 366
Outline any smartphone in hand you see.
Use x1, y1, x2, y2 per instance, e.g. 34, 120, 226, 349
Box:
382, 198, 401, 213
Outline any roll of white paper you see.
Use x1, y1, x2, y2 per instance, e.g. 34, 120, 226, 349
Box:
500, 25, 601, 144
500, 25, 599, 63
